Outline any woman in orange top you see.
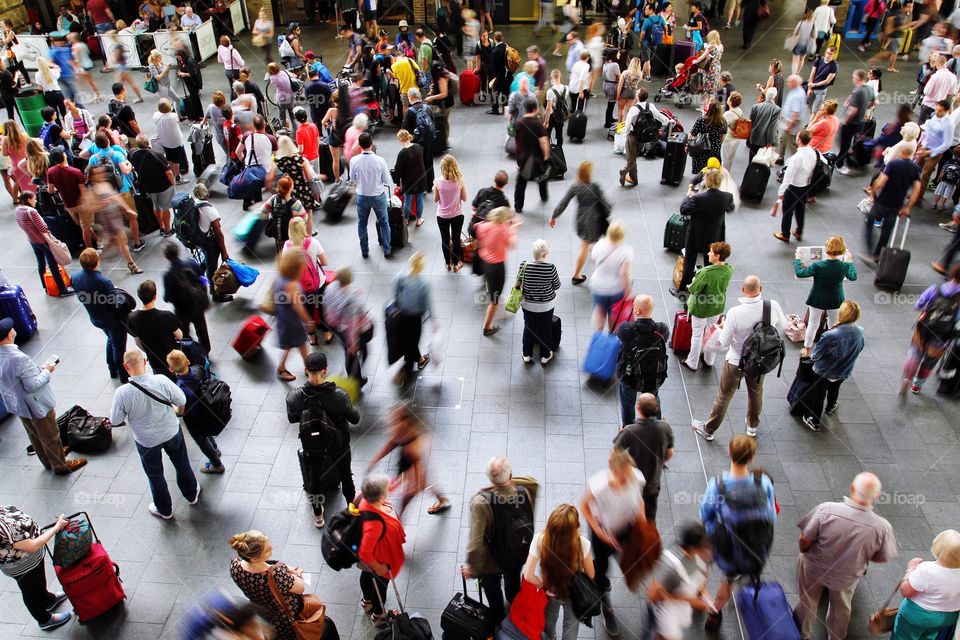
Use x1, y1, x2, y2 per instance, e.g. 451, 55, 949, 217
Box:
806, 99, 840, 154
357, 473, 407, 627
474, 206, 520, 336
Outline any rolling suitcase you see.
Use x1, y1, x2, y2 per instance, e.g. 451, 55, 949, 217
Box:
582, 331, 621, 381
651, 43, 674, 77
133, 192, 160, 236
495, 617, 526, 640
232, 315, 270, 358
548, 144, 567, 180
736, 582, 802, 640
504, 136, 517, 157
937, 341, 960, 396
0, 284, 37, 343
298, 448, 341, 494
441, 576, 494, 640
567, 111, 588, 142
196, 163, 219, 189
741, 162, 771, 202
318, 142, 334, 179
671, 310, 692, 355
828, 32, 842, 58
43, 266, 71, 296
378, 200, 408, 250
663, 213, 688, 252
787, 357, 817, 416
660, 132, 687, 186
551, 315, 562, 352
44, 213, 84, 257
48, 512, 125, 623
192, 137, 215, 177
875, 217, 910, 291
460, 68, 480, 105
322, 182, 354, 222
432, 109, 450, 154
898, 28, 913, 56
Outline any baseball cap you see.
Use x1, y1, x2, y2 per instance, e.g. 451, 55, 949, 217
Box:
305, 352, 328, 372
0, 317, 13, 341
706, 157, 721, 170
305, 50, 315, 59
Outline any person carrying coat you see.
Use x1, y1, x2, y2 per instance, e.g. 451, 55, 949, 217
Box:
671, 168, 733, 297
793, 235, 857, 355
550, 160, 612, 284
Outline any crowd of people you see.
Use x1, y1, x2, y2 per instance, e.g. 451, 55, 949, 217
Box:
3, 0, 960, 639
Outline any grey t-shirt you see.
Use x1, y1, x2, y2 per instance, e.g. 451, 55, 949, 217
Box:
656, 547, 703, 592
847, 85, 872, 125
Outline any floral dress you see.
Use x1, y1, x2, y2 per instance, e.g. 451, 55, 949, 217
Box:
701, 43, 723, 98
229, 557, 301, 640
690, 117, 726, 173
276, 154, 320, 210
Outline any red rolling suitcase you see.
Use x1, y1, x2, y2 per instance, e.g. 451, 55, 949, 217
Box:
47, 512, 125, 623
232, 315, 270, 358
671, 310, 692, 355
460, 68, 480, 105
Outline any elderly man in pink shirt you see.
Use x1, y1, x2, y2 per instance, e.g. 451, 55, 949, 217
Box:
920, 54, 958, 124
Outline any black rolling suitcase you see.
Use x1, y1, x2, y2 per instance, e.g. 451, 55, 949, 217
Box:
937, 340, 960, 396
651, 43, 674, 77
387, 202, 408, 249
875, 217, 910, 291
567, 111, 587, 142
297, 449, 341, 493
318, 142, 334, 179
551, 315, 562, 351
741, 162, 771, 202
133, 192, 160, 235
660, 131, 687, 186
787, 357, 818, 416
663, 213, 688, 252
441, 576, 494, 640
44, 213, 85, 257
432, 109, 450, 154
548, 144, 566, 180
192, 138, 215, 177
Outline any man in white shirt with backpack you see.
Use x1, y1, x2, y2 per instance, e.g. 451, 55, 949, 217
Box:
619, 88, 671, 186
692, 275, 786, 441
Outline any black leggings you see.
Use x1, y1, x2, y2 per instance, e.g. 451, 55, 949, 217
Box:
437, 214, 464, 265
360, 571, 390, 615
548, 120, 564, 147
14, 561, 57, 624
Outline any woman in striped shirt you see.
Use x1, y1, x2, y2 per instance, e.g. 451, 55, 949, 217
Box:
520, 239, 561, 365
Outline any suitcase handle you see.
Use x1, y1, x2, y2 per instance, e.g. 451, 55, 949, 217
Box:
39, 511, 99, 542
461, 572, 485, 605
888, 216, 910, 250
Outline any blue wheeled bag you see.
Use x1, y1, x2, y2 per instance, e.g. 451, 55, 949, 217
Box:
0, 285, 38, 343
736, 582, 802, 640
582, 332, 621, 381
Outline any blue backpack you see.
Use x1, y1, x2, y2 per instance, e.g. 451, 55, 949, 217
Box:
709, 472, 775, 578
647, 16, 665, 46
411, 103, 436, 144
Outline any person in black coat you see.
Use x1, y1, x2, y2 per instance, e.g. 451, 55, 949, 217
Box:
488, 33, 511, 115
671, 167, 734, 296
175, 49, 204, 122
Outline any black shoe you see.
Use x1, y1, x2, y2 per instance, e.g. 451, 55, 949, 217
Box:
602, 608, 620, 637
705, 611, 723, 632
802, 415, 822, 432
669, 287, 687, 299
825, 403, 839, 415
212, 294, 234, 303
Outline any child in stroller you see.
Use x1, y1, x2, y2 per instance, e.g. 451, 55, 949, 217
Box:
654, 56, 704, 107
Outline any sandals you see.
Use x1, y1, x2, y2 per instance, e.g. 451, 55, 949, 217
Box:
276, 369, 296, 382
415, 218, 425, 227
483, 325, 500, 336
427, 498, 451, 514
308, 332, 318, 346
360, 599, 374, 614
324, 332, 334, 345
417, 354, 430, 370
128, 262, 143, 274
571, 275, 587, 285
453, 262, 463, 272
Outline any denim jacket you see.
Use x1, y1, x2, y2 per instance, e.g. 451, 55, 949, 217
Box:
811, 323, 864, 380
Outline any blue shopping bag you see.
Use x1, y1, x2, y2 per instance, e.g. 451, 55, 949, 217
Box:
225, 258, 260, 287
582, 332, 621, 381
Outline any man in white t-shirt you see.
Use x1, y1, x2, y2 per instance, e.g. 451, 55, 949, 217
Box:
235, 115, 277, 210
581, 448, 646, 637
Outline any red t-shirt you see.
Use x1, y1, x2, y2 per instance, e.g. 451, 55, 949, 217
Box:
87, 0, 112, 24
223, 121, 242, 160
47, 164, 87, 209
296, 122, 320, 161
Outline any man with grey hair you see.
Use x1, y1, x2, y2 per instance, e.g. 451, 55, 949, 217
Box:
776, 74, 808, 165
461, 456, 536, 625
794, 471, 898, 639
129, 134, 176, 236
402, 86, 435, 191
747, 87, 781, 162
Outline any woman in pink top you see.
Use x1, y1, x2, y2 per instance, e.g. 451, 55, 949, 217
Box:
475, 206, 520, 336
1, 120, 33, 195
342, 113, 369, 165
15, 191, 73, 296
807, 99, 840, 154
433, 154, 468, 271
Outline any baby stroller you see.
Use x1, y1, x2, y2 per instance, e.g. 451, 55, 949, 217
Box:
653, 56, 703, 108
349, 85, 383, 131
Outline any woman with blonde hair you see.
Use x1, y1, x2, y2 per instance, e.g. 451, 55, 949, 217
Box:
475, 206, 521, 336
1, 119, 33, 195
394, 129, 428, 224
890, 529, 960, 640
797, 299, 864, 430
434, 154, 467, 271
22, 139, 48, 184
589, 220, 633, 331
273, 134, 320, 232
35, 58, 65, 118
388, 252, 435, 386
694, 29, 724, 103
793, 235, 857, 356
615, 58, 642, 123
522, 503, 596, 640
283, 216, 331, 346
273, 247, 314, 381
147, 49, 180, 105
550, 160, 612, 284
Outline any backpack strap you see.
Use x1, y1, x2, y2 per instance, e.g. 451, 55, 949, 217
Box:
762, 299, 771, 327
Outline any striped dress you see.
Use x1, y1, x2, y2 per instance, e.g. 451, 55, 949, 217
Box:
520, 260, 561, 312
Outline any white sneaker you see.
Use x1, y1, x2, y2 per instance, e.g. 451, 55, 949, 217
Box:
522, 356, 533, 364
148, 503, 173, 520
692, 420, 714, 441
745, 426, 758, 437
187, 485, 201, 506
540, 351, 554, 365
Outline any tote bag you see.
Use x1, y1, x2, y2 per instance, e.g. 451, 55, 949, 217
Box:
44, 232, 72, 266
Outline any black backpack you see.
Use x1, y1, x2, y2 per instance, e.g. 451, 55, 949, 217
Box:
550, 86, 570, 123
173, 194, 215, 250
709, 471, 775, 579
299, 394, 342, 454
264, 195, 293, 239
167, 264, 211, 316
918, 294, 960, 343
181, 366, 233, 437
807, 150, 829, 195
618, 328, 668, 389
483, 486, 534, 571
941, 162, 960, 186
629, 104, 660, 144
740, 300, 785, 378
322, 507, 386, 570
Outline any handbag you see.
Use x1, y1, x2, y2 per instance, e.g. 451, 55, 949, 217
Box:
687, 132, 710, 156
143, 77, 159, 94
868, 580, 902, 634
212, 263, 241, 296
226, 258, 260, 287
52, 514, 93, 568
228, 143, 266, 200
784, 33, 800, 51
784, 314, 806, 342
504, 261, 526, 314
266, 565, 327, 640
757, 3, 771, 19
258, 277, 277, 316
521, 155, 549, 182
219, 158, 242, 186
672, 255, 684, 289
308, 178, 324, 202
732, 117, 752, 140
569, 571, 603, 624
44, 231, 72, 266
510, 579, 547, 640
461, 234, 476, 263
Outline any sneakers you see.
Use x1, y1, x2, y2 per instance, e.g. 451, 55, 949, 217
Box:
522, 355, 533, 364
802, 415, 821, 432
602, 607, 620, 637
825, 403, 839, 415
132, 240, 147, 252
148, 503, 173, 520
745, 425, 758, 437
200, 463, 225, 474
46, 592, 69, 612
188, 485, 202, 505
39, 612, 72, 630
59, 287, 76, 297
911, 383, 922, 394
541, 351, 554, 365
939, 222, 958, 232
692, 420, 714, 441
314, 511, 325, 529
836, 166, 856, 176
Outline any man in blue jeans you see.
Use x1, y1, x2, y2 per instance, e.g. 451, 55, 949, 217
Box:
109, 349, 200, 520
72, 248, 130, 383
350, 132, 393, 258
615, 295, 669, 425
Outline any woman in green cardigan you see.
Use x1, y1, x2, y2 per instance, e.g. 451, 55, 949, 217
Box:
684, 241, 734, 371
794, 236, 857, 356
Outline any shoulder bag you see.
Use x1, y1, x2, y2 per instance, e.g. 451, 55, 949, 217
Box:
868, 578, 902, 634
128, 380, 175, 408
504, 261, 526, 314
44, 232, 72, 266
266, 565, 327, 640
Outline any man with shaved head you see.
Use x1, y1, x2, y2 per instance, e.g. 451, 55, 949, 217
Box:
794, 472, 898, 639
615, 294, 669, 425
693, 276, 785, 441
